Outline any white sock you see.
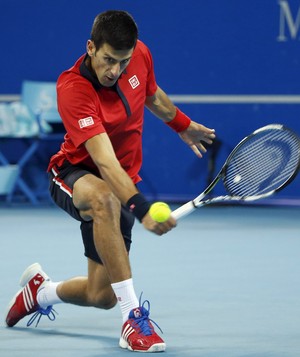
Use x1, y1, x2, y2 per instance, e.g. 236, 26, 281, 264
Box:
37, 282, 63, 309
111, 278, 139, 323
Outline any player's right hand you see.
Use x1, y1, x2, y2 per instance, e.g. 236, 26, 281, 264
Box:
141, 212, 177, 236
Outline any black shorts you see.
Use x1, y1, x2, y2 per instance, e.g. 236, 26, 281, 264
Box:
48, 161, 135, 264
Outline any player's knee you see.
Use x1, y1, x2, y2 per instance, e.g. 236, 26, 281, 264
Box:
99, 295, 117, 310
91, 190, 120, 220
89, 291, 117, 310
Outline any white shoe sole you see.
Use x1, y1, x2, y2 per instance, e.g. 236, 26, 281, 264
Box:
119, 337, 166, 352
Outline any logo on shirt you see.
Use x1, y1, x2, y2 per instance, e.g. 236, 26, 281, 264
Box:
78, 116, 94, 128
128, 75, 140, 89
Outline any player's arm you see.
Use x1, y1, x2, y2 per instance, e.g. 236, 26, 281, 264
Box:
85, 133, 138, 204
84, 133, 176, 234
145, 86, 216, 157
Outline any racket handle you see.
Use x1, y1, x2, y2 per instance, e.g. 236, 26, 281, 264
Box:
171, 201, 196, 220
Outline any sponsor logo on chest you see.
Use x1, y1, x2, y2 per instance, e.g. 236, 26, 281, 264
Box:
128, 75, 140, 89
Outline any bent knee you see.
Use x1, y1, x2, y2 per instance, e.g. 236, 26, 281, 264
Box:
97, 191, 120, 213
80, 189, 121, 222
92, 191, 121, 223
88, 291, 117, 310
99, 295, 118, 310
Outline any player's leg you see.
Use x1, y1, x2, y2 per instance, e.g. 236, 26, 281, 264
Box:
38, 173, 137, 311
72, 173, 133, 284
71, 174, 166, 352
55, 258, 117, 309
5, 170, 120, 327
72, 173, 142, 322
5, 259, 115, 328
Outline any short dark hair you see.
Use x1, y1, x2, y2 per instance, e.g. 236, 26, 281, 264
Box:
91, 10, 138, 51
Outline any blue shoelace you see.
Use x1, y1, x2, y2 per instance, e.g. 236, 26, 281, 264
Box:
131, 295, 163, 336
27, 306, 58, 327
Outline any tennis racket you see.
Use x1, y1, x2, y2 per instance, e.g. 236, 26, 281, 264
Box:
172, 124, 300, 220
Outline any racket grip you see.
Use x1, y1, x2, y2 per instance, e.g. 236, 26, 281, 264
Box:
171, 201, 196, 220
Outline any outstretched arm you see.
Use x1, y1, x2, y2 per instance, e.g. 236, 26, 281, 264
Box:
145, 86, 216, 157
85, 133, 176, 234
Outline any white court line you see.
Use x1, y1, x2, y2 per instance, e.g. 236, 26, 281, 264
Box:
0, 95, 21, 102
1, 94, 300, 104
169, 95, 300, 104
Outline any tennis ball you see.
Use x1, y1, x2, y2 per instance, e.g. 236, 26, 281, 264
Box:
149, 202, 171, 223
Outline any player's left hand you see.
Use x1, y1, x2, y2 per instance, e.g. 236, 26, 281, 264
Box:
179, 121, 216, 158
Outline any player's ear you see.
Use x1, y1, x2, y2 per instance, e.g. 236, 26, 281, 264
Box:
87, 40, 96, 57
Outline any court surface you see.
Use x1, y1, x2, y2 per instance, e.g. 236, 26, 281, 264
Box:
0, 204, 300, 357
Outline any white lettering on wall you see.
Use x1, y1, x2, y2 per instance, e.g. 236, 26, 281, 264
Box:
277, 0, 300, 41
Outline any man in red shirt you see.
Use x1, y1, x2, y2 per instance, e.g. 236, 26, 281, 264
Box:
6, 10, 215, 352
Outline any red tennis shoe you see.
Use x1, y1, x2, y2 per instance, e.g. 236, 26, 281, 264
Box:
5, 263, 56, 327
119, 299, 166, 352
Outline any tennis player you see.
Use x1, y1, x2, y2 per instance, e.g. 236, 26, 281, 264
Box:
5, 10, 215, 352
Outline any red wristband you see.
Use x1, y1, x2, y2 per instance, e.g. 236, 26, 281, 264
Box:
166, 108, 191, 133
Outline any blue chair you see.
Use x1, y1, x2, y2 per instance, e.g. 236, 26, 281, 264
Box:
1, 80, 64, 204
21, 80, 61, 132
0, 166, 19, 196
0, 150, 19, 196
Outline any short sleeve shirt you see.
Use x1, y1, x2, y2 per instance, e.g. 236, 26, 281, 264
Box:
48, 40, 157, 183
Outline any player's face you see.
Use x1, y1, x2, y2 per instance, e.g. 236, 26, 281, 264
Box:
87, 41, 134, 87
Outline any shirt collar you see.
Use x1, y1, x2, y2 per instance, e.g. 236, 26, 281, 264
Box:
79, 54, 103, 90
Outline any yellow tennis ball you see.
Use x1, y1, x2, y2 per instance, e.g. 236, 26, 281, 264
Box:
149, 202, 171, 223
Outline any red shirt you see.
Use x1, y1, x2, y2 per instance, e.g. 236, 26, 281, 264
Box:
48, 40, 157, 183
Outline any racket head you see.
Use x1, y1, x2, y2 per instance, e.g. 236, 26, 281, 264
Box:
222, 124, 300, 199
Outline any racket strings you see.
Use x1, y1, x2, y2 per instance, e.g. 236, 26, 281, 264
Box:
224, 129, 300, 197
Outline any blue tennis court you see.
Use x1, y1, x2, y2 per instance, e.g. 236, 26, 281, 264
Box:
1, 204, 299, 356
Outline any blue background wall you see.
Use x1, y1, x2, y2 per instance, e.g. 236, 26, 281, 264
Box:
0, 0, 299, 202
